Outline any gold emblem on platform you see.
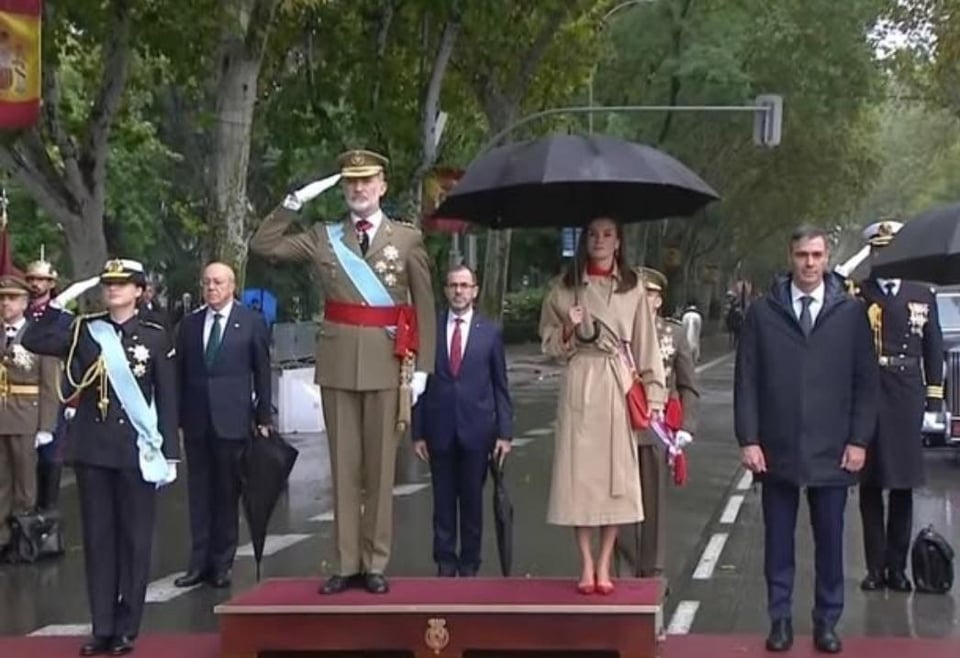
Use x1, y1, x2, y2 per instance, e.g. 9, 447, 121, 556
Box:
424, 617, 450, 655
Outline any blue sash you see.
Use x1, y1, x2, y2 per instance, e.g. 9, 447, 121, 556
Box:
86, 320, 171, 485
326, 224, 395, 307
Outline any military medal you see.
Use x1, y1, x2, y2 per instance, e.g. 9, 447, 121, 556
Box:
907, 302, 929, 336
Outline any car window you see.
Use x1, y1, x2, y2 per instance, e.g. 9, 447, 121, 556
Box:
936, 295, 960, 331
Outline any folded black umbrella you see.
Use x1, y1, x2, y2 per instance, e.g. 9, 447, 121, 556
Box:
237, 428, 299, 581
871, 203, 960, 284
489, 457, 514, 577
434, 133, 720, 229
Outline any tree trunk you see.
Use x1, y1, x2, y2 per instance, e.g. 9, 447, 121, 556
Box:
63, 215, 109, 283
479, 229, 511, 319
209, 47, 260, 284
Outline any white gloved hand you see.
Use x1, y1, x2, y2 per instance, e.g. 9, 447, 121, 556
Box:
64, 407, 76, 421
675, 430, 694, 448
34, 431, 54, 448
159, 461, 178, 487
411, 371, 428, 406
54, 276, 100, 307
281, 173, 342, 211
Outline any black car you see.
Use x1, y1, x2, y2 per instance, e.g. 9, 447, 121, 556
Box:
925, 291, 960, 451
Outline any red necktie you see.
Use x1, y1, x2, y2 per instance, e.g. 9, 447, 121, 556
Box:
450, 318, 463, 376
355, 219, 372, 255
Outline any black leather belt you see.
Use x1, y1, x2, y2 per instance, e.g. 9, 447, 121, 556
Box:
878, 355, 920, 368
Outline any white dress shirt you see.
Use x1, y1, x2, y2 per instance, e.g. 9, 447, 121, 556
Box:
4, 316, 25, 341
352, 209, 384, 243
791, 281, 825, 323
446, 308, 473, 362
875, 277, 902, 296
203, 300, 234, 349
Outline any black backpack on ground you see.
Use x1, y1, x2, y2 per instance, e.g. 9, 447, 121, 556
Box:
911, 525, 954, 594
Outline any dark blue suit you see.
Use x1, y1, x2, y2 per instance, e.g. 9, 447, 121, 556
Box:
413, 310, 513, 576
176, 302, 271, 575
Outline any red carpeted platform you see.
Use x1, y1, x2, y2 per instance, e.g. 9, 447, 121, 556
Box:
1, 633, 958, 658
220, 577, 662, 610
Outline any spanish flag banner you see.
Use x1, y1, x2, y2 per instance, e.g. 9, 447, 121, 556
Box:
0, 0, 40, 130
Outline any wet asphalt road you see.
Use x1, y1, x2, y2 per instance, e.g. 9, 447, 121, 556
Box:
2, 336, 959, 641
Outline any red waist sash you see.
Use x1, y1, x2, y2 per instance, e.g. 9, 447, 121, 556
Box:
324, 300, 418, 358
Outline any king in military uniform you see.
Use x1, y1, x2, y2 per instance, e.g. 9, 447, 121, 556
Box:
22, 259, 178, 656
617, 267, 699, 578
250, 149, 436, 594
0, 274, 60, 563
856, 220, 944, 593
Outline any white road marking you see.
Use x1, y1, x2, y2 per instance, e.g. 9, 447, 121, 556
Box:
393, 483, 430, 496
29, 624, 92, 636
736, 470, 753, 491
145, 573, 202, 603
523, 428, 553, 437
236, 533, 311, 557
511, 438, 534, 447
692, 533, 729, 580
695, 352, 732, 374
309, 510, 335, 522
667, 601, 700, 635
719, 494, 745, 525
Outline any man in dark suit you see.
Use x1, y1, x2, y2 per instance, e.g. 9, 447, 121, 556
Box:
174, 262, 272, 589
735, 226, 878, 654
413, 265, 513, 577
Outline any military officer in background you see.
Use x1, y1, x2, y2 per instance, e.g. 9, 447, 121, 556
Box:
0, 275, 60, 563
24, 254, 58, 321
856, 220, 944, 593
22, 259, 178, 656
617, 267, 699, 578
250, 149, 436, 595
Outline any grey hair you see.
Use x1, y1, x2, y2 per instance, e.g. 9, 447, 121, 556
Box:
789, 225, 830, 247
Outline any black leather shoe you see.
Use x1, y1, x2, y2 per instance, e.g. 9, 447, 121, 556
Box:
109, 635, 135, 656
437, 563, 458, 577
173, 569, 208, 588
79, 636, 112, 656
320, 574, 357, 595
813, 625, 842, 654
765, 619, 793, 652
209, 571, 232, 588
885, 570, 912, 592
860, 571, 885, 591
364, 572, 389, 594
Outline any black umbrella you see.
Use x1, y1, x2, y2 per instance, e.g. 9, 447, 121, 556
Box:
433, 133, 720, 228
237, 428, 299, 580
489, 457, 514, 577
871, 203, 960, 284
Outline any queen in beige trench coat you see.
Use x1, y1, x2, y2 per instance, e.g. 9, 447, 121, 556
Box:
539, 217, 666, 594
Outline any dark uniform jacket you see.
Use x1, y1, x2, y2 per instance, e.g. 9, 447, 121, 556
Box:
21, 308, 179, 470
857, 279, 943, 488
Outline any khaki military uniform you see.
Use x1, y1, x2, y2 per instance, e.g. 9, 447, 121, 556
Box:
250, 206, 436, 575
0, 323, 60, 546
619, 315, 700, 576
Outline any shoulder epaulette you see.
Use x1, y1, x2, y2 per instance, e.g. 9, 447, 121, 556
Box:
140, 320, 164, 331
390, 216, 421, 232
78, 311, 108, 321
666, 317, 682, 326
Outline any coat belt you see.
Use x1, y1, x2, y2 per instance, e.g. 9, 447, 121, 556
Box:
324, 300, 419, 357
2, 384, 40, 396
878, 354, 919, 368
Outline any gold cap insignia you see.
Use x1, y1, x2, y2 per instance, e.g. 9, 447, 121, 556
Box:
337, 149, 389, 179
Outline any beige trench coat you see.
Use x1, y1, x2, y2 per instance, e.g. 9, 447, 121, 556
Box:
539, 273, 667, 527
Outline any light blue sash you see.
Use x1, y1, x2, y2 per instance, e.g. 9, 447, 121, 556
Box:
86, 320, 171, 485
326, 224, 395, 307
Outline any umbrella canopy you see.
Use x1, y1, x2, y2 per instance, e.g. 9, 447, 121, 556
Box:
238, 428, 299, 580
489, 457, 514, 577
434, 133, 720, 228
871, 203, 960, 284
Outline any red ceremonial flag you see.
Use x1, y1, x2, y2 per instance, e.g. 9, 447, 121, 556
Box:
0, 0, 41, 130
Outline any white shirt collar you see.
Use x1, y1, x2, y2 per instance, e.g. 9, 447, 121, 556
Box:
449, 307, 474, 326
875, 277, 901, 294
352, 209, 384, 236
791, 280, 825, 305
207, 300, 233, 320
5, 316, 25, 333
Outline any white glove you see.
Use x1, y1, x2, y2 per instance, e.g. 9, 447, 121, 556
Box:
281, 173, 342, 211
676, 430, 694, 448
54, 276, 100, 307
159, 461, 178, 487
411, 371, 428, 406
34, 431, 54, 448
63, 407, 76, 421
